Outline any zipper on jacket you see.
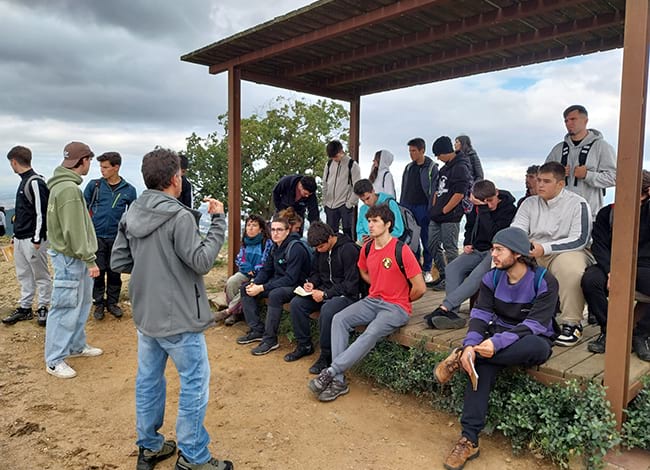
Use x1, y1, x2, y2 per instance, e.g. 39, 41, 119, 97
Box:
194, 284, 201, 319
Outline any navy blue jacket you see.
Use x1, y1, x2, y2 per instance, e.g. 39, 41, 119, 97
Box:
272, 175, 319, 222
400, 156, 439, 205
84, 177, 137, 239
254, 233, 311, 291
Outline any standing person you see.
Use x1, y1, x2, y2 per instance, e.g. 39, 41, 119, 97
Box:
111, 148, 233, 470
511, 161, 592, 346
322, 140, 360, 238
435, 227, 559, 470
308, 204, 426, 402
45, 142, 102, 379
545, 104, 617, 217
354, 179, 404, 243
178, 152, 193, 208
0, 206, 5, 236
286, 221, 360, 374
455, 135, 484, 183
272, 174, 319, 232
428, 136, 472, 291
84, 151, 137, 321
369, 149, 396, 198
517, 165, 540, 208
581, 170, 650, 360
400, 138, 439, 283
3, 146, 52, 326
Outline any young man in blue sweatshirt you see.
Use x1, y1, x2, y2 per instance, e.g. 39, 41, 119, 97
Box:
353, 178, 403, 243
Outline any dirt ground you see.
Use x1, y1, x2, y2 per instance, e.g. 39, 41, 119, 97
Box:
0, 251, 555, 470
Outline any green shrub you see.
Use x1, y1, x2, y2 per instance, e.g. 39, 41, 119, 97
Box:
622, 374, 650, 450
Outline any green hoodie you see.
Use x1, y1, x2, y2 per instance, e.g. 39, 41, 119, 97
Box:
47, 166, 98, 267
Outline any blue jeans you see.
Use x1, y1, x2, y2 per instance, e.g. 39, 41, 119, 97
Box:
401, 203, 432, 271
136, 331, 212, 464
45, 250, 93, 368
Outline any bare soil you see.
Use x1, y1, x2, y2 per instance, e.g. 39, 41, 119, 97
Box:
0, 252, 555, 470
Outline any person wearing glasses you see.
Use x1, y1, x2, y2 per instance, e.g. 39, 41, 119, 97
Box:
237, 217, 312, 356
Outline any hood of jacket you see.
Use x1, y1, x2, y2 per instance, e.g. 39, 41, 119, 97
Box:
563, 128, 604, 147
47, 165, 82, 190
125, 189, 200, 239
377, 150, 394, 170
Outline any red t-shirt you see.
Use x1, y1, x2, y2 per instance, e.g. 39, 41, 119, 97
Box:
358, 238, 422, 314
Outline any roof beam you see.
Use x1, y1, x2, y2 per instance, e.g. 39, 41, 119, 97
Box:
356, 34, 623, 96
322, 11, 623, 87
285, 0, 589, 78
239, 70, 355, 102
208, 0, 450, 75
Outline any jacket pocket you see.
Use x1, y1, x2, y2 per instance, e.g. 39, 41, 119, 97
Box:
51, 279, 79, 309
194, 284, 201, 319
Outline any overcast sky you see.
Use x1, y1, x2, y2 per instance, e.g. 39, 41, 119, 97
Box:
0, 0, 645, 206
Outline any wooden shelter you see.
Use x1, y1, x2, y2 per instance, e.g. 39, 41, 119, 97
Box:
182, 0, 649, 428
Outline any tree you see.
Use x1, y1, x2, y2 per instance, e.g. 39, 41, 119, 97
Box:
185, 96, 349, 218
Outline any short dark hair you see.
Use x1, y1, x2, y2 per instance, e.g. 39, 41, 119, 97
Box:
538, 161, 566, 182
353, 178, 374, 196
97, 151, 121, 167
563, 105, 588, 118
270, 216, 290, 230
7, 146, 32, 166
326, 140, 343, 158
179, 152, 189, 170
472, 180, 497, 200
526, 164, 540, 175
407, 138, 426, 151
242, 214, 269, 246
642, 170, 650, 195
366, 203, 394, 233
299, 175, 317, 194
307, 221, 334, 247
141, 148, 180, 190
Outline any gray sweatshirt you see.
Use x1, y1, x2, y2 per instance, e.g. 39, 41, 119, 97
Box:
111, 189, 226, 337
322, 155, 361, 209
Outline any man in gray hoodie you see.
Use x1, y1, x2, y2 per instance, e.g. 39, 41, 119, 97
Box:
111, 148, 233, 470
322, 140, 361, 239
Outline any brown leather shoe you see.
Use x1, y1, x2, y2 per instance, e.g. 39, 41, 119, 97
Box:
434, 347, 462, 385
444, 436, 479, 470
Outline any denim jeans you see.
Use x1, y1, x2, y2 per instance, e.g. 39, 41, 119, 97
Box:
442, 250, 491, 313
427, 220, 460, 278
45, 250, 93, 368
136, 331, 212, 464
401, 203, 432, 271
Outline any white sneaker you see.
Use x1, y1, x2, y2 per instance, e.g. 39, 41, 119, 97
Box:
47, 361, 77, 379
68, 345, 104, 358
423, 272, 434, 284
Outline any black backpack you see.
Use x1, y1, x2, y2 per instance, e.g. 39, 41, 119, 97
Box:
384, 197, 420, 255
561, 141, 605, 196
326, 158, 354, 186
363, 239, 411, 288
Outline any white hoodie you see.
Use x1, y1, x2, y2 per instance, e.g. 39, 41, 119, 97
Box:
372, 149, 396, 198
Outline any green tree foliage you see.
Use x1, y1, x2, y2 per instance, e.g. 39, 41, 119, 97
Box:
185, 97, 349, 218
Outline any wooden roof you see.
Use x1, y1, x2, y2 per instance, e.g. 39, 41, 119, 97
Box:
181, 0, 625, 100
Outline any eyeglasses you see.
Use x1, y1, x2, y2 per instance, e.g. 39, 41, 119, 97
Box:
270, 228, 288, 232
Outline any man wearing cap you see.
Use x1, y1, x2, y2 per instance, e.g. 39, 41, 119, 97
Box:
322, 139, 360, 239
45, 142, 102, 379
435, 227, 559, 470
428, 136, 472, 291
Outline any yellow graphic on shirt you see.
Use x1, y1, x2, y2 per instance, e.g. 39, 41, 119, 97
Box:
382, 257, 393, 269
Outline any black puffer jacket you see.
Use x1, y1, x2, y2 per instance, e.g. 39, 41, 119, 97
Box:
309, 234, 360, 299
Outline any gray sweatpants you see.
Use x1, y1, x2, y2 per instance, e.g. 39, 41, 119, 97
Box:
441, 249, 491, 313
14, 238, 52, 309
329, 297, 410, 382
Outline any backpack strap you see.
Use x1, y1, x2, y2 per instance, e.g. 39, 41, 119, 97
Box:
326, 159, 332, 181
88, 179, 101, 212
382, 170, 389, 188
364, 239, 409, 284
493, 266, 547, 295
347, 158, 354, 186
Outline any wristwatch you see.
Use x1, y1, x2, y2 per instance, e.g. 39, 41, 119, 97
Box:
322, 291, 329, 299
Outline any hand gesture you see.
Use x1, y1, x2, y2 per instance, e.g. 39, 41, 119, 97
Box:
203, 197, 225, 215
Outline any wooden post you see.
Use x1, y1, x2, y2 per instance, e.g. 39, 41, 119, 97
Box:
604, 0, 650, 430
227, 67, 242, 276
349, 96, 361, 241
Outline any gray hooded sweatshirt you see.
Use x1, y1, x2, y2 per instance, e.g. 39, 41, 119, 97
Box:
111, 189, 226, 337
372, 149, 396, 198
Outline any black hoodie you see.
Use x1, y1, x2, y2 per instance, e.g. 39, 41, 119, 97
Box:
463, 189, 517, 251
429, 151, 472, 223
309, 233, 360, 299
254, 232, 311, 291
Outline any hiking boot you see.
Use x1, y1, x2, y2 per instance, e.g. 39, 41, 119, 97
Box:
107, 304, 123, 318
36, 306, 48, 327
93, 304, 105, 320
309, 350, 331, 375
175, 453, 233, 470
444, 436, 480, 470
137, 439, 177, 470
427, 308, 466, 329
213, 309, 230, 323
2, 307, 33, 325
308, 368, 334, 396
318, 378, 350, 402
251, 341, 279, 356
47, 361, 77, 379
224, 314, 242, 326
423, 272, 434, 284
555, 323, 583, 346
236, 330, 263, 344
587, 333, 606, 354
632, 335, 650, 362
434, 347, 462, 385
283, 343, 314, 362
68, 345, 103, 358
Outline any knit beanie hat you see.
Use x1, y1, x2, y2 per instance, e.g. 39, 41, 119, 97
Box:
432, 136, 454, 156
492, 227, 531, 255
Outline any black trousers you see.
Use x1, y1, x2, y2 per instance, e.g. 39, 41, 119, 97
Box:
93, 238, 122, 306
241, 285, 296, 345
289, 295, 355, 349
325, 205, 354, 239
460, 335, 552, 444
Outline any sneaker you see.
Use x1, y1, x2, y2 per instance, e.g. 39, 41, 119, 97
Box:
427, 308, 466, 329
430, 277, 445, 288
318, 378, 350, 402
68, 345, 103, 358
283, 343, 314, 362
587, 333, 606, 354
47, 361, 77, 379
175, 453, 233, 470
308, 368, 334, 396
309, 351, 331, 375
434, 347, 462, 385
107, 304, 123, 318
444, 436, 480, 470
2, 307, 33, 325
213, 309, 230, 323
423, 271, 434, 284
36, 306, 48, 327
555, 323, 583, 346
632, 335, 650, 362
93, 304, 105, 320
432, 279, 446, 291
137, 439, 177, 470
251, 341, 279, 356
236, 330, 263, 344
224, 314, 242, 326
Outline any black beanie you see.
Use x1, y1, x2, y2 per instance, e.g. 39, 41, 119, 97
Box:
432, 136, 454, 156
492, 227, 531, 255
